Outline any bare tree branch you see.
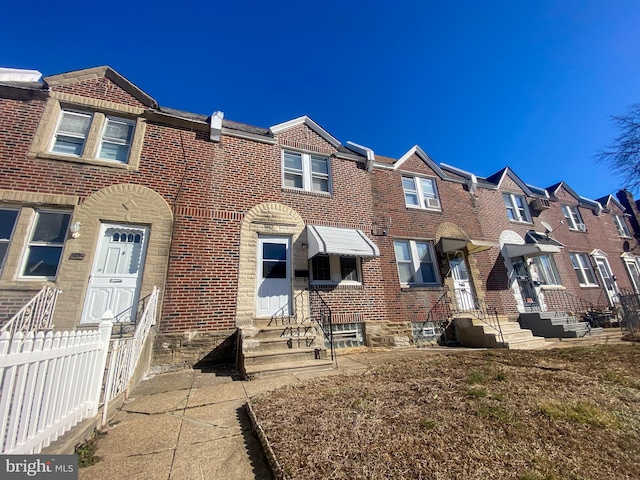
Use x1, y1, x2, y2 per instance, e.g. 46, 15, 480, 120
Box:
597, 103, 640, 192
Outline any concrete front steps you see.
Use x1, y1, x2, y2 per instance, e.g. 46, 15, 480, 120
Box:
239, 317, 334, 379
455, 316, 548, 349
519, 312, 604, 338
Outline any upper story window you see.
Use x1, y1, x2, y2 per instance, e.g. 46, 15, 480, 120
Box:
21, 210, 71, 280
402, 176, 441, 211
613, 214, 631, 238
51, 111, 92, 156
282, 150, 331, 193
503, 193, 531, 223
562, 205, 586, 231
310, 255, 361, 285
393, 239, 439, 286
51, 110, 135, 164
569, 252, 598, 286
0, 209, 19, 273
98, 117, 135, 162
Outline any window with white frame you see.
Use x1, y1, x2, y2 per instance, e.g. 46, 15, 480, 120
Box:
282, 150, 331, 193
51, 110, 92, 156
402, 176, 441, 210
50, 109, 136, 164
21, 211, 71, 279
310, 255, 360, 284
613, 214, 631, 237
393, 240, 439, 286
98, 117, 135, 162
531, 254, 562, 285
563, 205, 586, 231
624, 258, 640, 293
0, 208, 19, 273
569, 252, 598, 286
503, 193, 531, 223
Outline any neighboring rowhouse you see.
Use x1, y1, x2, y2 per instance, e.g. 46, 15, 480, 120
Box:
0, 66, 386, 375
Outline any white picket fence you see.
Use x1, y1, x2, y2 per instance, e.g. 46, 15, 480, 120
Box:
102, 286, 159, 424
0, 320, 113, 454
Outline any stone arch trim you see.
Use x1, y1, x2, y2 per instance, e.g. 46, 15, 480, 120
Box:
435, 222, 469, 244
53, 184, 173, 329
498, 230, 525, 247
237, 203, 307, 327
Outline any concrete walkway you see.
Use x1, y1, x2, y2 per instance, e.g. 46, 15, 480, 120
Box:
79, 330, 626, 480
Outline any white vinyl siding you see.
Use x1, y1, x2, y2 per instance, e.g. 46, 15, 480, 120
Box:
402, 176, 441, 211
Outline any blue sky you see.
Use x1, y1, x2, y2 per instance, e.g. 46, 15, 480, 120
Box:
3, 1, 639, 199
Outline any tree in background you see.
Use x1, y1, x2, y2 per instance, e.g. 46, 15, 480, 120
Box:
598, 103, 640, 192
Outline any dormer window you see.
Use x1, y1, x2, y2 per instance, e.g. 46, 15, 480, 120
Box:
614, 214, 631, 237
562, 205, 586, 231
503, 193, 531, 223
282, 150, 331, 193
402, 176, 441, 211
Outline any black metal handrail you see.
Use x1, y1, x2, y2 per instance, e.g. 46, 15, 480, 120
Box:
542, 288, 608, 325
450, 287, 503, 347
309, 289, 335, 363
414, 288, 454, 345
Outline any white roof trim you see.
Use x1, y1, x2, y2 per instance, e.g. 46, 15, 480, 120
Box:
270, 116, 341, 148
307, 225, 380, 259
394, 146, 448, 179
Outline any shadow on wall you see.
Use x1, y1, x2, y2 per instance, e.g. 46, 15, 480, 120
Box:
486, 254, 510, 291
193, 330, 238, 372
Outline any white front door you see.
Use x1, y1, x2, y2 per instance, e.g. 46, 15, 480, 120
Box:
594, 256, 618, 306
81, 224, 149, 323
449, 256, 475, 311
256, 236, 291, 317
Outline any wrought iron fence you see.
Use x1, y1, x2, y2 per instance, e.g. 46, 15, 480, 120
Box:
0, 286, 61, 337
616, 291, 640, 336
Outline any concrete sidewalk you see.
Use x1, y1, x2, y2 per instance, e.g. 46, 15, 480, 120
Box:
79, 331, 626, 480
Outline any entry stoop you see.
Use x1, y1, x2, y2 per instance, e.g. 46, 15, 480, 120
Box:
238, 318, 334, 379
455, 317, 549, 349
519, 312, 604, 338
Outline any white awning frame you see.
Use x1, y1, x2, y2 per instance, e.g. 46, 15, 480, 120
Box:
504, 243, 561, 258
307, 225, 380, 259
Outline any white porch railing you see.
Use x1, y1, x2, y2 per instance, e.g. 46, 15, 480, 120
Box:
0, 286, 61, 336
102, 286, 159, 425
0, 320, 113, 454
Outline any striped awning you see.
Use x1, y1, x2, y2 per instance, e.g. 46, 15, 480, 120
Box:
307, 225, 380, 259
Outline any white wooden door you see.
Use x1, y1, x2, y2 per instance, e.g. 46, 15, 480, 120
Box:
594, 256, 618, 306
256, 236, 291, 317
449, 256, 475, 311
81, 224, 149, 323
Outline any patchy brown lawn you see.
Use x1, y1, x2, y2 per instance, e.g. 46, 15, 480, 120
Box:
251, 344, 640, 480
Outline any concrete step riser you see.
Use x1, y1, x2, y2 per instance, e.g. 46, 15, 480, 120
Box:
243, 350, 323, 366
252, 326, 318, 339
244, 361, 334, 379
244, 338, 317, 352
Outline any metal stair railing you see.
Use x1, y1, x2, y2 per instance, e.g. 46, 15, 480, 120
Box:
0, 285, 61, 337
450, 287, 503, 347
308, 289, 335, 364
413, 287, 454, 345
542, 288, 609, 327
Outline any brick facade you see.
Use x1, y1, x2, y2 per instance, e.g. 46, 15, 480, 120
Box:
1, 65, 637, 368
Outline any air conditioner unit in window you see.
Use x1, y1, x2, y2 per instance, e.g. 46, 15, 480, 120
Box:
577, 223, 586, 231
426, 198, 441, 209
531, 198, 551, 211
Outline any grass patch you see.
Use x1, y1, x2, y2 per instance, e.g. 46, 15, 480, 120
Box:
539, 401, 618, 428
468, 370, 486, 384
75, 430, 105, 467
468, 387, 488, 398
419, 417, 437, 430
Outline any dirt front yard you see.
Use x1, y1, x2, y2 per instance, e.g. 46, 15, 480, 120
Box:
252, 344, 640, 479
